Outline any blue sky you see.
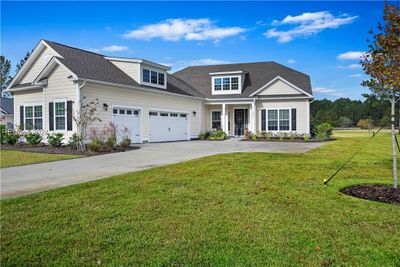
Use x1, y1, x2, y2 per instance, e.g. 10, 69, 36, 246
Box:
1, 1, 386, 100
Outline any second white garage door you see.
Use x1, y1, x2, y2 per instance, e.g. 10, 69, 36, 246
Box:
149, 111, 189, 142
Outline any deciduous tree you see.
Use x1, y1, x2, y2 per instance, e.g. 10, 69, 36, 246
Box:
361, 2, 400, 188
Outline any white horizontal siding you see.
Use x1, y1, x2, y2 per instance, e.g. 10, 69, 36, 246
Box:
20, 46, 59, 84
44, 65, 77, 139
81, 83, 203, 141
258, 79, 303, 96
13, 90, 43, 128
108, 61, 140, 83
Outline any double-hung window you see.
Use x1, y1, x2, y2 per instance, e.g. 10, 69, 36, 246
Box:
279, 109, 290, 131
25, 105, 43, 130
267, 110, 278, 131
231, 77, 239, 90
214, 78, 222, 91
55, 101, 66, 130
223, 78, 230, 90
143, 69, 150, 83
151, 71, 158, 84
158, 73, 165, 86
211, 111, 222, 130
265, 109, 292, 131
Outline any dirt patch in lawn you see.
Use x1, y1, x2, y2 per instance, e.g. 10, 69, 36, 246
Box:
1, 143, 140, 156
341, 184, 400, 205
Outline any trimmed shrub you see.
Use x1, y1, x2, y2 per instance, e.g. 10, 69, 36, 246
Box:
25, 132, 43, 145
105, 136, 117, 150
87, 139, 103, 153
207, 130, 228, 140
303, 134, 310, 141
68, 133, 79, 149
120, 138, 131, 149
315, 123, 333, 140
47, 133, 64, 147
199, 131, 211, 140
5, 132, 20, 145
251, 134, 257, 141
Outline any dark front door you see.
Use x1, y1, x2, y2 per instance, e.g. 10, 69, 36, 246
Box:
234, 109, 246, 136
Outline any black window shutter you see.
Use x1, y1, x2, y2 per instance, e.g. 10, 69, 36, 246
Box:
67, 101, 73, 131
20, 106, 24, 129
261, 109, 266, 131
49, 102, 54, 131
291, 108, 297, 131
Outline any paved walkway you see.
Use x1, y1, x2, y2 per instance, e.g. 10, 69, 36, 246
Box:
1, 139, 324, 198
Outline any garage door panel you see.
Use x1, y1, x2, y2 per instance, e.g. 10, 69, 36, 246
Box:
113, 108, 141, 143
149, 111, 188, 142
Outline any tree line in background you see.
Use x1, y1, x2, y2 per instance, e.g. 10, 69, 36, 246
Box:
311, 93, 398, 128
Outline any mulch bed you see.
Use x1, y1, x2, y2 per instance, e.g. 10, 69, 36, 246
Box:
341, 184, 400, 205
1, 143, 140, 156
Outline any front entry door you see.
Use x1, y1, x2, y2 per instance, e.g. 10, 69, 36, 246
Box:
234, 109, 246, 136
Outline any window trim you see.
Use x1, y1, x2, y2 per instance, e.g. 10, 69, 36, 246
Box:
142, 67, 167, 89
261, 108, 293, 132
211, 75, 242, 95
53, 99, 67, 131
210, 109, 222, 130
24, 103, 43, 130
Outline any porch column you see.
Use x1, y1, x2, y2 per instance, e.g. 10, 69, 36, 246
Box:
251, 100, 256, 133
221, 103, 227, 132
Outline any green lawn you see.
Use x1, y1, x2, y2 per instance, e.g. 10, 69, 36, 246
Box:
0, 150, 82, 168
1, 131, 399, 266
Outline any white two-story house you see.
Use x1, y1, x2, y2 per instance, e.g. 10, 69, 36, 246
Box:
7, 40, 313, 143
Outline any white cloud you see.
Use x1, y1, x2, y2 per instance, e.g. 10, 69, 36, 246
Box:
288, 59, 296, 64
313, 87, 344, 97
162, 58, 231, 71
338, 63, 362, 69
90, 45, 130, 53
349, 73, 362, 78
185, 58, 231, 66
265, 11, 357, 43
337, 51, 365, 60
122, 18, 246, 42
101, 45, 129, 52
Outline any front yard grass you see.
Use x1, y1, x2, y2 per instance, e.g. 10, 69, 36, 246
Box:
0, 150, 82, 168
1, 131, 399, 266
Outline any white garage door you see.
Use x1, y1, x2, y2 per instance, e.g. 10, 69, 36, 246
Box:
112, 108, 141, 143
149, 111, 189, 142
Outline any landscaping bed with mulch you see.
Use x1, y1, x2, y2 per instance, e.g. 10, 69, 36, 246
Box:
1, 143, 140, 156
341, 184, 400, 205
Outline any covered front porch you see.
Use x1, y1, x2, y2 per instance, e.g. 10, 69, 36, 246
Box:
204, 100, 257, 136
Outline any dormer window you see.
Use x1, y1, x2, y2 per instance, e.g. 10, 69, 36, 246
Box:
212, 75, 241, 94
142, 68, 166, 87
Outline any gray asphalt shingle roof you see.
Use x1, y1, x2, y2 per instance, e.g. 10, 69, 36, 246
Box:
13, 40, 312, 99
44, 40, 200, 97
173, 62, 312, 99
0, 97, 14, 114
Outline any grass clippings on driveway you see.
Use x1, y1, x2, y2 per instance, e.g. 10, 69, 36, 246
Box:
0, 150, 82, 168
1, 130, 399, 266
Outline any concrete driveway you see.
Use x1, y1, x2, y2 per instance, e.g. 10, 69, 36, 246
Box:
1, 138, 324, 198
